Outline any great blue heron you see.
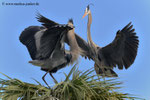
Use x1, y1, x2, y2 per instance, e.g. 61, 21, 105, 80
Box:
19, 13, 80, 87
81, 5, 139, 77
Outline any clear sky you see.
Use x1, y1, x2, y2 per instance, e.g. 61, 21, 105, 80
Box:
0, 0, 150, 99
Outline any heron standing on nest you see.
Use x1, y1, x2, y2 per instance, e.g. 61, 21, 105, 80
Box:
19, 13, 80, 87
81, 5, 139, 77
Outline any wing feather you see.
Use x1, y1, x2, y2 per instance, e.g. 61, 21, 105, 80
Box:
19, 26, 44, 60
99, 22, 139, 69
36, 26, 68, 60
36, 13, 58, 28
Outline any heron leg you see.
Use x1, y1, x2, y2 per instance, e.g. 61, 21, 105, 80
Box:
102, 69, 106, 82
100, 64, 106, 82
94, 64, 101, 81
102, 76, 106, 82
42, 71, 50, 88
49, 72, 58, 84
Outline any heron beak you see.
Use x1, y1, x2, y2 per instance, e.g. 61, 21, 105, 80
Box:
82, 12, 87, 18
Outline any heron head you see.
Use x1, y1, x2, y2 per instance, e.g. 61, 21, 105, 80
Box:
68, 18, 73, 24
67, 18, 74, 29
82, 5, 91, 18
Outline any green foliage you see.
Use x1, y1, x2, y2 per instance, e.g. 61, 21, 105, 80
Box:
0, 65, 140, 100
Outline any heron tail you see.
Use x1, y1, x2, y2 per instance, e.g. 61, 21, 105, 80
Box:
29, 60, 45, 66
94, 64, 118, 77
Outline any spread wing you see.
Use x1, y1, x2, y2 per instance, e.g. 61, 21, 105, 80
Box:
20, 13, 73, 60
36, 13, 59, 28
99, 22, 139, 69
36, 26, 68, 60
35, 13, 73, 59
19, 26, 44, 60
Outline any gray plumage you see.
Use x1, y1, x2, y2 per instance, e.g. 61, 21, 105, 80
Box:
77, 5, 139, 77
19, 13, 79, 86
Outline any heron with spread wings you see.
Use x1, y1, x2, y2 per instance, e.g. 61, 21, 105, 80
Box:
80, 5, 139, 77
19, 13, 81, 87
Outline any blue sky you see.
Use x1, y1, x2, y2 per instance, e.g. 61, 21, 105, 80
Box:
0, 0, 150, 99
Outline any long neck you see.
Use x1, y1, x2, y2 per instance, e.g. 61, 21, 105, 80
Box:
68, 29, 78, 51
87, 11, 97, 55
87, 12, 93, 44
67, 28, 79, 64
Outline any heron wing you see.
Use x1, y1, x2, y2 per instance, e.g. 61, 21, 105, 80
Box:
19, 26, 44, 60
99, 22, 139, 69
36, 26, 70, 60
36, 13, 59, 28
